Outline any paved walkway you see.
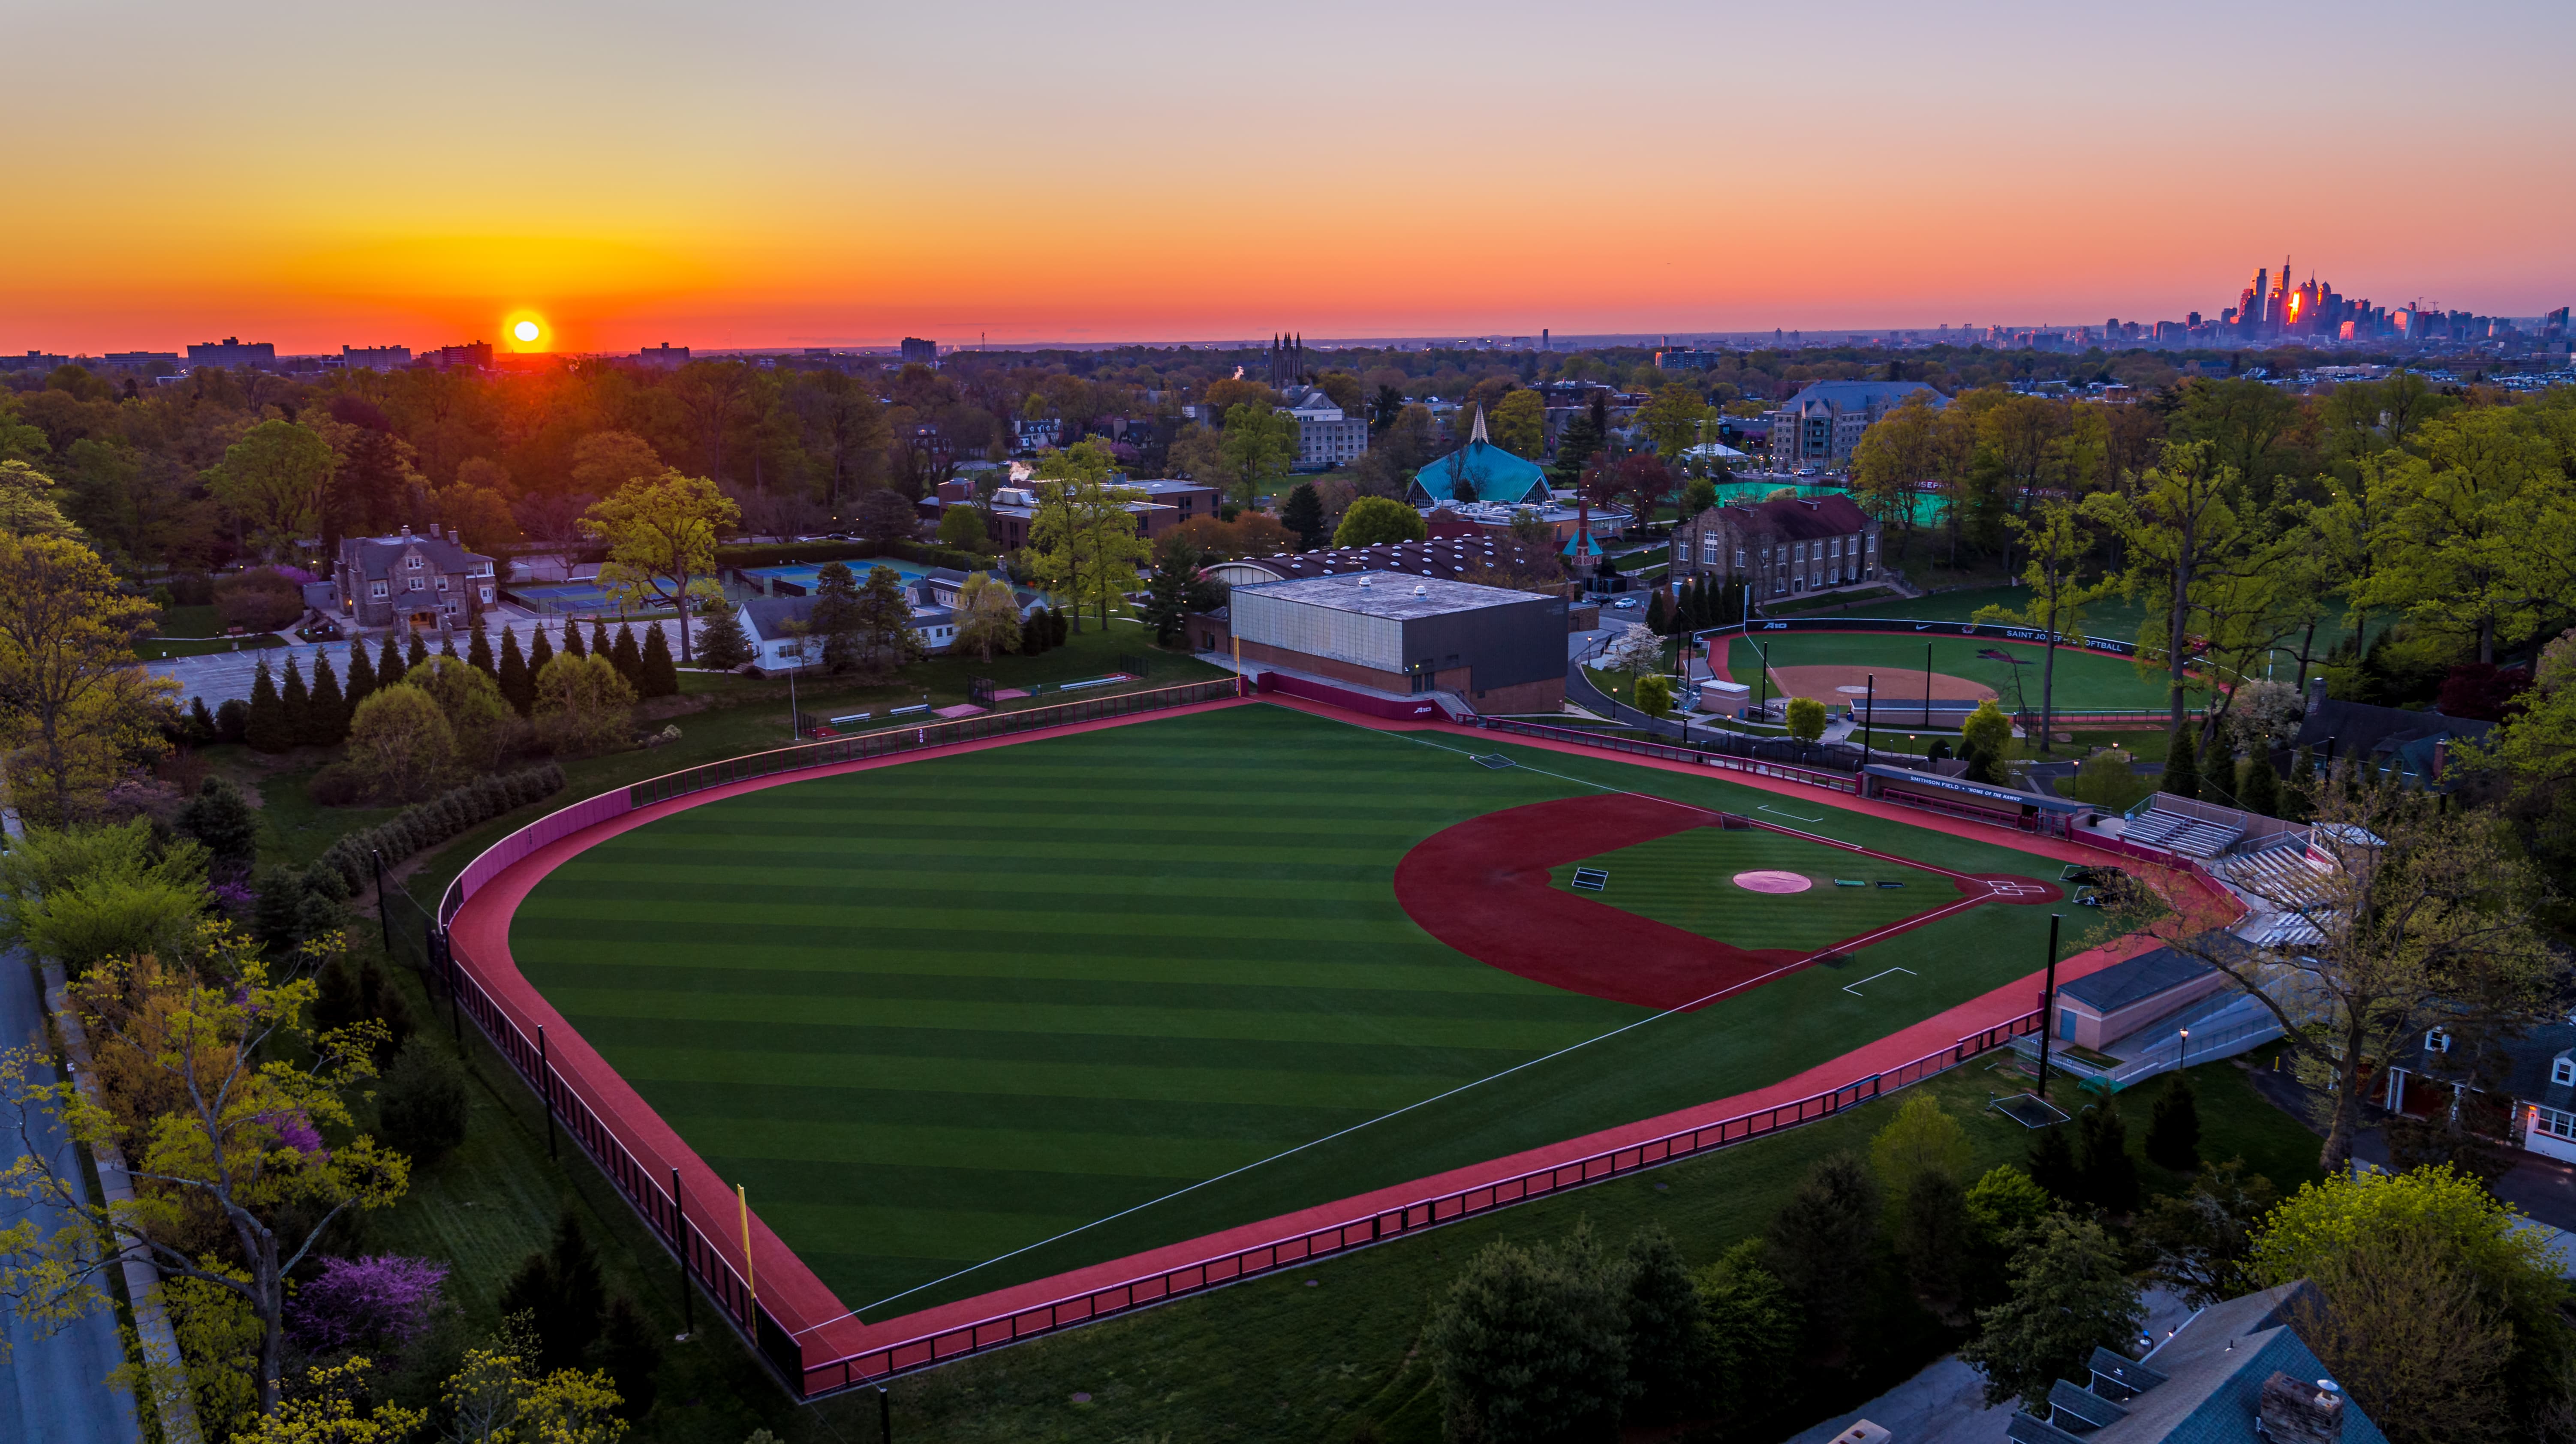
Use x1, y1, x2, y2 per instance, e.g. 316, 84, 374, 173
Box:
0, 951, 144, 1444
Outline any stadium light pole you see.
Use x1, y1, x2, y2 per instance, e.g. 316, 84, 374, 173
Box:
2032, 913, 2061, 1101
1923, 641, 1933, 730
1861, 673, 1874, 768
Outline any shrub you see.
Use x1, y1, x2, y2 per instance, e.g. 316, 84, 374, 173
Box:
347, 684, 457, 803
286, 1254, 448, 1356
212, 567, 305, 632
175, 776, 259, 870
307, 762, 367, 807
214, 697, 249, 744
378, 1036, 469, 1166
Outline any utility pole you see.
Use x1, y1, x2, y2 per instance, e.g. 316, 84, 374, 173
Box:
2032, 913, 2061, 1100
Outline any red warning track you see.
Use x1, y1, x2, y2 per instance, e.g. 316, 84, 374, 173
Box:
1394, 793, 2058, 1010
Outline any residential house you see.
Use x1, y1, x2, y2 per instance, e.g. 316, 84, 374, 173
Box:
2382, 1017, 2576, 1166
729, 570, 1042, 676
334, 525, 496, 631
1667, 493, 1883, 601
2290, 677, 2494, 788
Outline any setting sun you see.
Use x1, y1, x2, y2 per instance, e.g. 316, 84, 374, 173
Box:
512, 319, 540, 343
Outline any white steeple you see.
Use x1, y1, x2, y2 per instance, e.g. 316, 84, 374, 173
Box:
1469, 405, 1488, 444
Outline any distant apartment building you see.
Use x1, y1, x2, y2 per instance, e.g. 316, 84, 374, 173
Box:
188, 337, 277, 367
101, 351, 181, 370
636, 343, 689, 367
900, 337, 938, 367
341, 345, 413, 370
431, 342, 494, 370
334, 524, 496, 631
4, 352, 71, 371
1766, 379, 1945, 468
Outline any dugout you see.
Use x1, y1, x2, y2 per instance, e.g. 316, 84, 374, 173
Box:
1230, 570, 1568, 713
1858, 763, 2094, 836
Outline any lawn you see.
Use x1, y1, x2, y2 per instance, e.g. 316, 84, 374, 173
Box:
1551, 827, 1959, 951
504, 704, 2095, 1325
1724, 630, 2175, 712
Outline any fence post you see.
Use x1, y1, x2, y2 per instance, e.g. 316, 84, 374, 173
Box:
539, 1023, 557, 1161
674, 1165, 692, 1336
372, 850, 391, 950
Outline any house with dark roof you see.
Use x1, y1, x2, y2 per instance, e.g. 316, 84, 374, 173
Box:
1766, 380, 1946, 468
1666, 493, 1883, 602
333, 525, 497, 631
2291, 677, 2492, 788
2382, 1017, 2576, 1165
1405, 408, 1552, 508
729, 570, 1040, 675
2004, 1281, 2385, 1443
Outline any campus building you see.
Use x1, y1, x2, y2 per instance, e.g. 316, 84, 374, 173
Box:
1280, 386, 1369, 469
1227, 570, 1569, 713
1404, 407, 1552, 508
1667, 492, 1884, 601
1765, 379, 1945, 468
333, 525, 497, 632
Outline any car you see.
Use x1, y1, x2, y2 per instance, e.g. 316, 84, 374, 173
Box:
1611, 597, 1640, 610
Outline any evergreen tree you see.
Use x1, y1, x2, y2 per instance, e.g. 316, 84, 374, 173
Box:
2281, 744, 2317, 821
497, 628, 534, 715
590, 618, 611, 660
376, 633, 403, 690
692, 607, 751, 671
404, 630, 428, 672
280, 654, 311, 747
2074, 1104, 2141, 1213
438, 629, 458, 659
1621, 1224, 1707, 1425
466, 622, 495, 679
345, 639, 378, 714
610, 623, 644, 688
1898, 1167, 1974, 1305
2027, 1123, 2079, 1200
2162, 725, 2200, 800
308, 653, 347, 745
1018, 609, 1048, 656
187, 696, 218, 744
1646, 586, 1670, 635
376, 1035, 468, 1167
2144, 1073, 2201, 1172
1766, 1151, 1881, 1358
560, 619, 586, 658
529, 624, 556, 678
245, 659, 289, 752
638, 623, 678, 697
1050, 606, 1069, 647
1280, 482, 1327, 549
176, 776, 259, 870
499, 1209, 608, 1374
215, 698, 249, 744
2238, 751, 2280, 817
599, 1296, 662, 1420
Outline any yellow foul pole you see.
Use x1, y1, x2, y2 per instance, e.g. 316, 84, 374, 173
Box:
738, 1183, 755, 1303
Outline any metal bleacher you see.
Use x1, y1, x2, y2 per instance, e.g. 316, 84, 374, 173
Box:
2121, 806, 2245, 859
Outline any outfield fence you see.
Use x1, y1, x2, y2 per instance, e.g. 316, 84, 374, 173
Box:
787, 1008, 2047, 1395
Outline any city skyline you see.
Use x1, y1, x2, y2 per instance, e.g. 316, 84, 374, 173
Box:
6, 0, 2572, 354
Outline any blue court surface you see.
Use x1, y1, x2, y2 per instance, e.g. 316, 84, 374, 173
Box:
736, 559, 933, 595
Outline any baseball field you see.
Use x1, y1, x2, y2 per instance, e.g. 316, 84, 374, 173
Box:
504, 703, 2101, 1322
1720, 630, 2178, 713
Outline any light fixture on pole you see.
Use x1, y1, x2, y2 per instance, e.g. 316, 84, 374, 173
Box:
2179, 1027, 2190, 1070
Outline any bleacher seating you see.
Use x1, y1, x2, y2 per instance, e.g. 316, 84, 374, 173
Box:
2214, 840, 2323, 903
2122, 806, 2244, 859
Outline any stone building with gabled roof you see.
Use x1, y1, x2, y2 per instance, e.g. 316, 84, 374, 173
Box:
1768, 379, 1946, 468
1667, 492, 1883, 603
334, 524, 497, 632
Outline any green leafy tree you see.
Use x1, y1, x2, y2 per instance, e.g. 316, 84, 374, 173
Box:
2251, 1164, 2574, 1441
532, 653, 637, 756
0, 924, 410, 1422
581, 470, 739, 661
1959, 1215, 2143, 1409
1333, 496, 1427, 547
1965, 1163, 2054, 1245
1620, 1224, 1706, 1425
0, 818, 208, 969
954, 572, 1027, 662
2082, 439, 2257, 746
0, 533, 177, 823
206, 420, 334, 562
1973, 501, 2095, 752
1634, 383, 1708, 463
1489, 389, 1546, 460
1279, 482, 1327, 549
2143, 1071, 2201, 1171
2137, 1157, 2276, 1308
1785, 695, 1827, 744
1634, 674, 1674, 721
1022, 445, 1152, 632
1766, 1151, 1880, 1359
1695, 1239, 1798, 1425
176, 776, 259, 871
2353, 405, 2576, 665
1959, 698, 2013, 782
1425, 1224, 1628, 1444
401, 654, 511, 772
1217, 403, 1300, 509
346, 684, 456, 802
1869, 1093, 1974, 1209
935, 502, 990, 551
1849, 394, 1947, 564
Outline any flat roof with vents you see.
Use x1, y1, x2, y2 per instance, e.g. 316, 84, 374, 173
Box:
1231, 570, 1539, 621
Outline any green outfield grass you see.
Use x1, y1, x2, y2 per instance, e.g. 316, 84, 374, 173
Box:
1551, 828, 1958, 951
508, 704, 2107, 1321
1724, 630, 2175, 711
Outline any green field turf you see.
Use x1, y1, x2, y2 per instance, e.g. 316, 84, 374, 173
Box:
1724, 630, 2174, 711
1551, 828, 1958, 951
509, 704, 2108, 1319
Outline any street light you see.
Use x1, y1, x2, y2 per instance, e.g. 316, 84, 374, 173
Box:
2179, 1027, 2191, 1070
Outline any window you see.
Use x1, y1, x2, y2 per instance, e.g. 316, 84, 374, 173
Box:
1735, 548, 1746, 568
479, 587, 494, 603
2425, 1028, 2451, 1054
436, 575, 449, 590
370, 581, 387, 599
2555, 1055, 2575, 1087
407, 577, 425, 592
2538, 1105, 2576, 1141
405, 554, 422, 570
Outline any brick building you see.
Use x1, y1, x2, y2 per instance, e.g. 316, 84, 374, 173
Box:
1667, 493, 1883, 602
1228, 570, 1568, 713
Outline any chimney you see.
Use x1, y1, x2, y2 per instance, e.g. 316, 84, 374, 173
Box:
399, 523, 412, 539
2257, 1373, 2344, 1444
2307, 674, 2328, 711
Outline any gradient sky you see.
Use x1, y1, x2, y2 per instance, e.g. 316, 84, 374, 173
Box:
7, 0, 2572, 353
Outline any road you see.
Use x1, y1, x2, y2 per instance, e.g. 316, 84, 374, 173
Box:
0, 950, 144, 1444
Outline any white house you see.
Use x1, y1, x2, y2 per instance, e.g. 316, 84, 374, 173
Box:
731, 570, 1045, 676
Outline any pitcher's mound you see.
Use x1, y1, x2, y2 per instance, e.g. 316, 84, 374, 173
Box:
1733, 870, 1813, 894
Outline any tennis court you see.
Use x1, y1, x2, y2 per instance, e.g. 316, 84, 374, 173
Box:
503, 580, 676, 616
502, 704, 2098, 1321
735, 560, 933, 596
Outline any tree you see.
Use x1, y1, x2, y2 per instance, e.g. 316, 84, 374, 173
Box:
345, 684, 456, 803
280, 654, 311, 748
1620, 1225, 1706, 1425
436, 481, 521, 555
935, 502, 990, 551
245, 657, 289, 753
1959, 1215, 2143, 1410
2236, 747, 2281, 817
498, 1209, 608, 1373
1217, 404, 1299, 509
1898, 1167, 1974, 1307
1634, 674, 1674, 721
599, 1295, 662, 1421
207, 420, 334, 561
1021, 463, 1152, 633
1600, 623, 1661, 685
2143, 1071, 2201, 1171
1766, 1151, 1880, 1359
2083, 439, 2257, 746
497, 626, 535, 714
377, 1035, 469, 1167
0, 533, 177, 824
307, 652, 347, 746
951, 572, 1025, 662
532, 653, 637, 756
2355, 406, 2576, 665
1332, 495, 1427, 547
693, 603, 752, 671
851, 485, 918, 547
1973, 500, 2095, 752
1489, 389, 1546, 460
2026, 1123, 2079, 1201
1965, 1163, 2054, 1245
1695, 1239, 1798, 1424
1850, 394, 1945, 563
2072, 1102, 2140, 1214
0, 925, 409, 1422
1634, 383, 1708, 463
176, 776, 259, 872
2143, 782, 2556, 1173
581, 471, 739, 662
2251, 1165, 2573, 1442
1785, 695, 1828, 744
1869, 1093, 1974, 1208
1280, 482, 1327, 549
2162, 723, 2200, 799
1959, 698, 2013, 784
637, 623, 678, 698
401, 654, 511, 773
344, 637, 378, 714
1425, 1226, 1628, 1444
0, 818, 209, 970
0, 457, 84, 541
2137, 1157, 2277, 1308
608, 623, 644, 690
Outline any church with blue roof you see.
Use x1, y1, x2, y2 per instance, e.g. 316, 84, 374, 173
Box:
1405, 407, 1553, 509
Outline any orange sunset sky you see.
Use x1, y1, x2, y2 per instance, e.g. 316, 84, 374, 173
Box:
7, 0, 2572, 354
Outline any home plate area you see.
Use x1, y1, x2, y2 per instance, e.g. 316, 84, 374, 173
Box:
1392, 794, 2061, 1011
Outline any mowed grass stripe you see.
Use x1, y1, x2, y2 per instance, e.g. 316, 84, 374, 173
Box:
517, 900, 1441, 943
535, 863, 1397, 902
532, 966, 1605, 1021
572, 1017, 1539, 1078
663, 1113, 1322, 1177
613, 1047, 1486, 1108
510, 948, 1553, 995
